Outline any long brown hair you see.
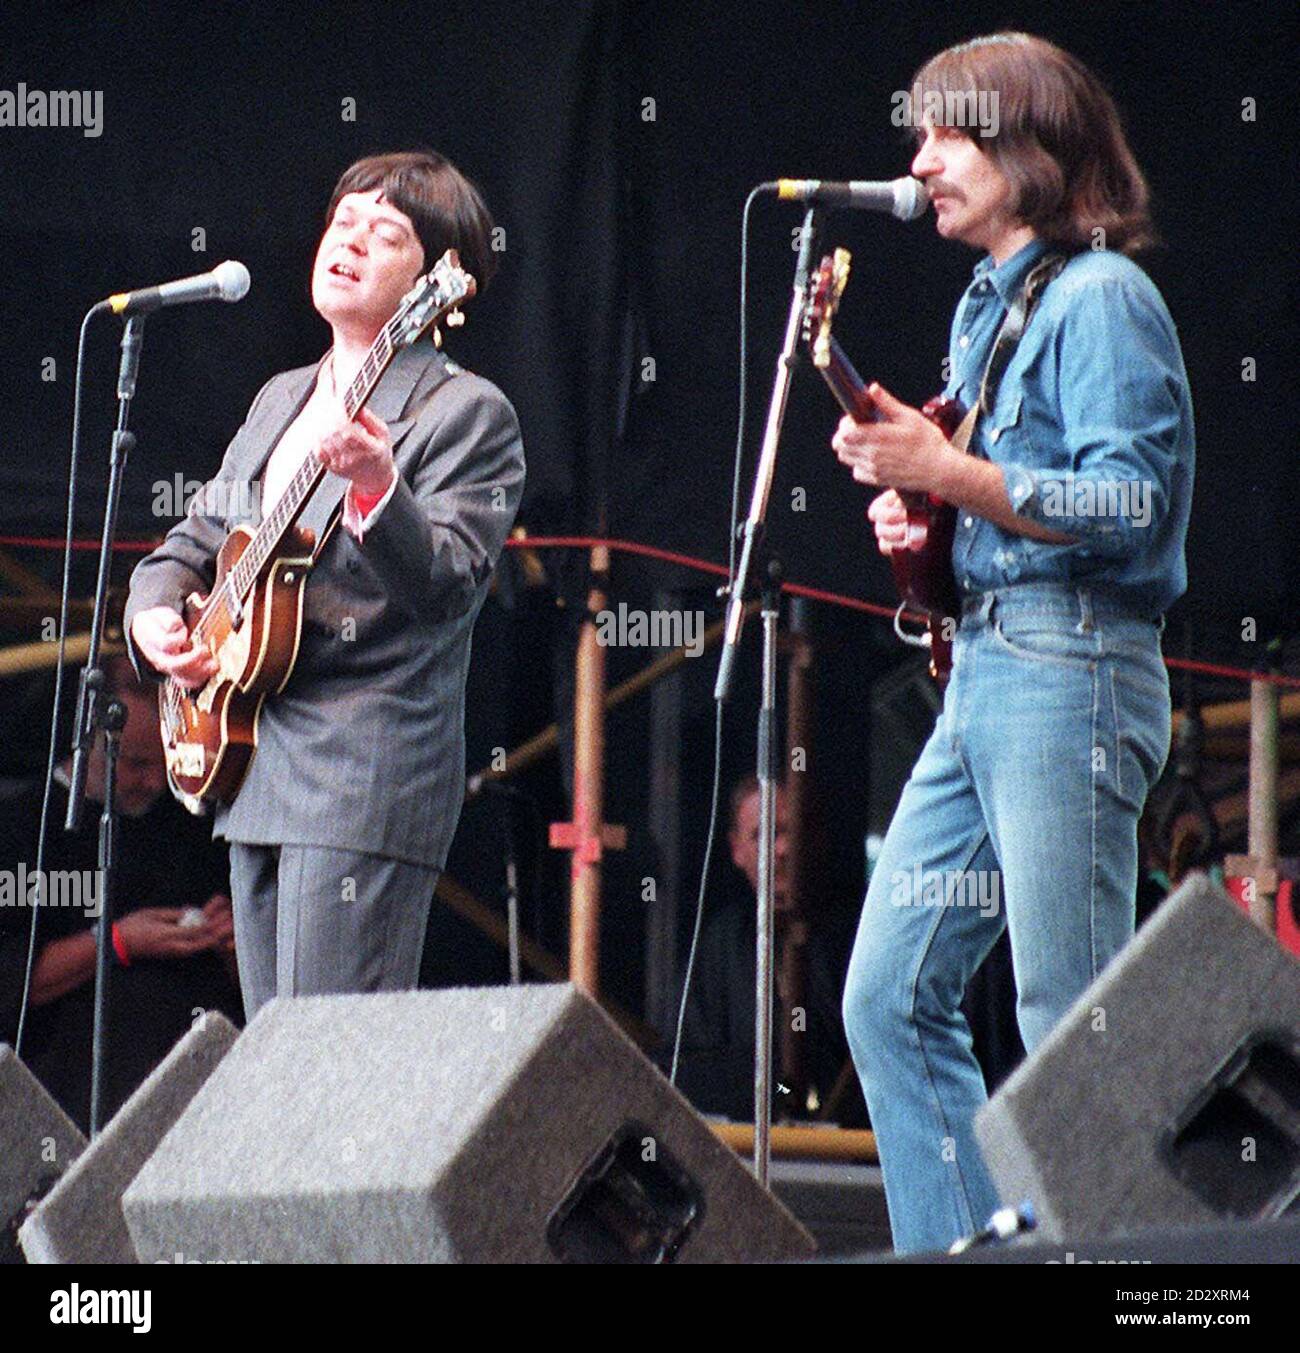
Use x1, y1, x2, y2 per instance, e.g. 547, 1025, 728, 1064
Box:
910, 33, 1156, 255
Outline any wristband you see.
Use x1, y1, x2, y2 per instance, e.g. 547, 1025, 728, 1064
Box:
111, 921, 131, 967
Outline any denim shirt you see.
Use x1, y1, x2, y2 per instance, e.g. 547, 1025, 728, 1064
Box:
945, 238, 1194, 618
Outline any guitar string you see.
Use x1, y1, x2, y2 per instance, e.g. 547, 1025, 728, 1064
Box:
199, 319, 396, 634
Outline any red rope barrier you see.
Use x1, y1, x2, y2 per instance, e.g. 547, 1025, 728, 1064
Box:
512, 534, 899, 619
1160, 655, 1300, 690
3, 531, 1297, 689
0, 535, 155, 553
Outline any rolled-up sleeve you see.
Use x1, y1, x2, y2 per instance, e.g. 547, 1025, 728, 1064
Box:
1000, 277, 1187, 559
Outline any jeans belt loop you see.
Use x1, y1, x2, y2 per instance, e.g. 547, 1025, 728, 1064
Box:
1076, 588, 1095, 635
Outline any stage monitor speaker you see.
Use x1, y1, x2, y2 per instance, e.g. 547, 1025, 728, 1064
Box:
123, 984, 815, 1263
19, 1011, 239, 1263
843, 1215, 1300, 1265
0, 1044, 86, 1263
975, 873, 1300, 1242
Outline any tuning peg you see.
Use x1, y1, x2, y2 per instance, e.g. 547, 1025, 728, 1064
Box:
432, 326, 443, 349
446, 308, 465, 327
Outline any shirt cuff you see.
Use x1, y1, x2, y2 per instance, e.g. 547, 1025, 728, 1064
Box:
1001, 463, 1039, 517
342, 472, 398, 542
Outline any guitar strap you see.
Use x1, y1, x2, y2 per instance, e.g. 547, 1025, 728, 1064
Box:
949, 249, 1070, 456
307, 360, 464, 565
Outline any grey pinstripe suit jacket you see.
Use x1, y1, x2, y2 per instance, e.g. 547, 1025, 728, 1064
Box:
124, 343, 525, 868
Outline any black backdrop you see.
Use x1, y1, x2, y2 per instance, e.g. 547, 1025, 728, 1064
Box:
1, 1, 1296, 1024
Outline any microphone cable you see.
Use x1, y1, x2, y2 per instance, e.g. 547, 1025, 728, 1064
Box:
669, 184, 767, 1085
14, 299, 110, 1054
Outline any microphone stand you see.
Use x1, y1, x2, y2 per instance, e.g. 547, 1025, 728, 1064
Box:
714, 206, 821, 1188
475, 780, 531, 985
65, 312, 144, 1136
89, 697, 126, 1137
501, 796, 522, 986
714, 206, 820, 704
753, 556, 783, 1188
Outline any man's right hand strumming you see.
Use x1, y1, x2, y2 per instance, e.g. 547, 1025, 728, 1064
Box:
867, 489, 909, 556
130, 605, 219, 688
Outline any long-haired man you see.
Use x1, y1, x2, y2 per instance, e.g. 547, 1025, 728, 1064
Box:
833, 34, 1193, 1253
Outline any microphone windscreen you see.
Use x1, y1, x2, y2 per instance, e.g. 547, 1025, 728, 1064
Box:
894, 177, 930, 221
213, 260, 251, 302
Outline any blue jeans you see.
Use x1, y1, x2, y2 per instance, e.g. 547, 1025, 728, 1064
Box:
842, 584, 1171, 1254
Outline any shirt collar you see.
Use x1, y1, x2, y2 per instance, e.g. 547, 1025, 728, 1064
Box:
971, 236, 1050, 305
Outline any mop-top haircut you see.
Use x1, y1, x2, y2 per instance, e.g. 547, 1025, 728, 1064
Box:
327, 149, 498, 289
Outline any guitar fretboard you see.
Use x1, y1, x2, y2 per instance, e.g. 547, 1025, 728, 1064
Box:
815, 333, 879, 425
221, 316, 401, 610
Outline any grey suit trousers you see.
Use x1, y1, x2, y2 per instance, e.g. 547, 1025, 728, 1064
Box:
228, 843, 438, 1022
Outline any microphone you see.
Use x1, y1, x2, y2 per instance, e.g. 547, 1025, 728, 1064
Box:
773, 176, 929, 221
107, 260, 251, 317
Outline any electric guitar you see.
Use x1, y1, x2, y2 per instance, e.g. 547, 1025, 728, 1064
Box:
803, 248, 964, 680
159, 249, 477, 813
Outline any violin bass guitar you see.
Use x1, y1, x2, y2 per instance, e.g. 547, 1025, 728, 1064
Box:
159, 250, 477, 813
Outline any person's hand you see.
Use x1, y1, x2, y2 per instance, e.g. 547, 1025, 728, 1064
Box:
201, 892, 236, 953
317, 405, 396, 498
867, 489, 910, 556
832, 383, 956, 493
130, 605, 218, 689
115, 907, 221, 961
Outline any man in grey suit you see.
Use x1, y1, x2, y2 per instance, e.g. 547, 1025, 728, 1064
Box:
125, 151, 525, 1020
